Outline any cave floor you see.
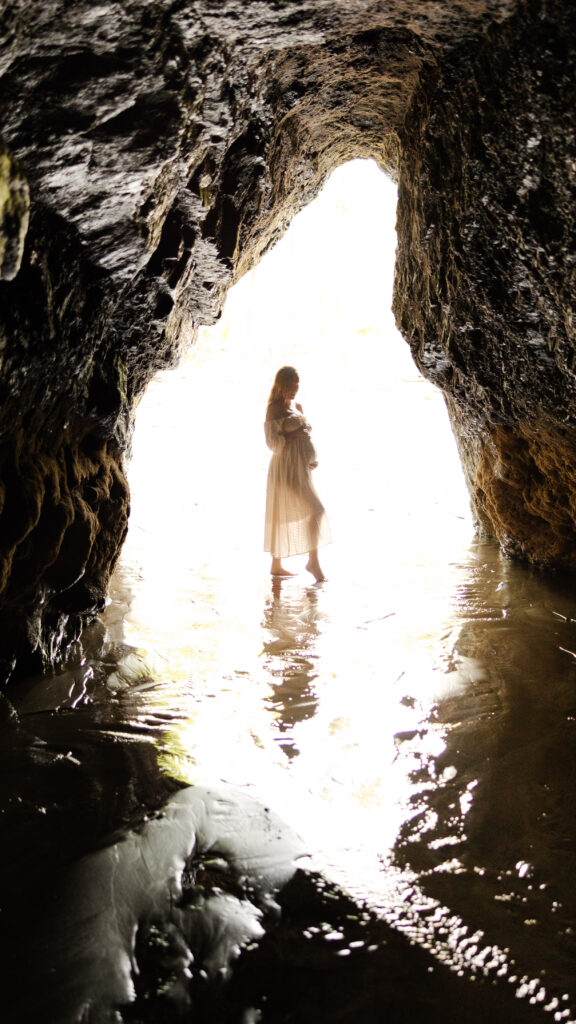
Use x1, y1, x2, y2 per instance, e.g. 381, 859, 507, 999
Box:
3, 349, 576, 1022
3, 530, 576, 1022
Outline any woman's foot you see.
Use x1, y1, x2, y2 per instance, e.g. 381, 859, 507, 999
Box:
306, 560, 325, 582
271, 559, 294, 577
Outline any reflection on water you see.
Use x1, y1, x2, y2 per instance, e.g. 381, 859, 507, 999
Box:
7, 535, 576, 1020
263, 578, 322, 758
3, 162, 576, 1020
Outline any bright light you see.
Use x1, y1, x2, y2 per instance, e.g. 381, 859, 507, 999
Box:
117, 157, 474, 893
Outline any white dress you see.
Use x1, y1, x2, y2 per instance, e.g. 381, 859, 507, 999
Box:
264, 408, 331, 558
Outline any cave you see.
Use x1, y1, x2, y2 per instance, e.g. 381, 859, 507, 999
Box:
4, 4, 576, 1021
0, 0, 575, 686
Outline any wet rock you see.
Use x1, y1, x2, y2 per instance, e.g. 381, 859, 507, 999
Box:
0, 748, 550, 1023
394, 0, 576, 567
0, 135, 29, 280
0, 779, 305, 1023
0, 0, 575, 679
206, 869, 549, 1024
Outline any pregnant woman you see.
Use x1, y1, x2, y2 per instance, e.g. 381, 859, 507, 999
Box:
264, 365, 331, 581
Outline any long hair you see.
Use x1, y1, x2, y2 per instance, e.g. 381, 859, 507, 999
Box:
268, 366, 299, 406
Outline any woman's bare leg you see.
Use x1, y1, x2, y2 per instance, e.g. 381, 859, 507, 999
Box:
306, 549, 325, 582
271, 557, 294, 577
305, 515, 325, 581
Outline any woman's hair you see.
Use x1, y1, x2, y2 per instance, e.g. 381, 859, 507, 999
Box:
268, 365, 299, 405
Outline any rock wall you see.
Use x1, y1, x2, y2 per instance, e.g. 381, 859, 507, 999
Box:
0, 0, 573, 682
394, 0, 576, 566
0, 135, 28, 280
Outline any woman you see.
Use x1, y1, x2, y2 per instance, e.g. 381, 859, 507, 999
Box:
264, 366, 331, 581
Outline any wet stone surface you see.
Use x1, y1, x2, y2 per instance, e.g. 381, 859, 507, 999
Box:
0, 722, 554, 1024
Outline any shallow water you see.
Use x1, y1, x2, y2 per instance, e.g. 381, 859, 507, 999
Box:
4, 342, 576, 1021
4, 165, 576, 1020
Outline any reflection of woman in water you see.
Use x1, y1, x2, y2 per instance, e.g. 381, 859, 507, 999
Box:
264, 366, 331, 581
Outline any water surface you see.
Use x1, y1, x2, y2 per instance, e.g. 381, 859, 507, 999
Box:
4, 163, 576, 1021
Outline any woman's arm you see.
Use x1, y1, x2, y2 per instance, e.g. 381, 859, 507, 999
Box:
282, 412, 309, 433
264, 419, 286, 453
265, 403, 309, 447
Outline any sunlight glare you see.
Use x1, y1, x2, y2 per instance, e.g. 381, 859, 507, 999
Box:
119, 157, 474, 892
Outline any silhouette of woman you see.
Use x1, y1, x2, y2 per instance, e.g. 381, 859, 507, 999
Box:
264, 366, 331, 581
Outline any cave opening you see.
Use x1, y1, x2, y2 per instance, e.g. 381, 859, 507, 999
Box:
92, 155, 477, 888
119, 157, 472, 656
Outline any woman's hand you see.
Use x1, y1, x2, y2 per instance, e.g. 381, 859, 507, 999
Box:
295, 402, 303, 413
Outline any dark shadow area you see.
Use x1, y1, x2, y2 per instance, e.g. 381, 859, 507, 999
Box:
391, 544, 576, 1006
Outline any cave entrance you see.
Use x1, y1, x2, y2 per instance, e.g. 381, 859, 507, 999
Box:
114, 158, 472, 677
101, 156, 474, 873
124, 158, 470, 590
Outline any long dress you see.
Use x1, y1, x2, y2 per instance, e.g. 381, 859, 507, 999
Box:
264, 408, 331, 558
